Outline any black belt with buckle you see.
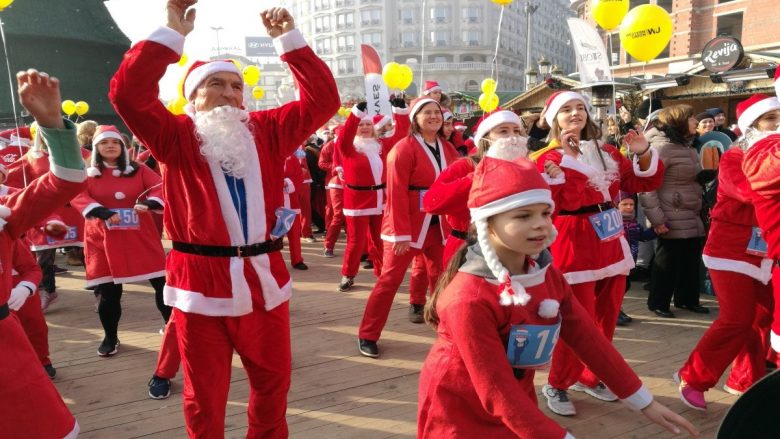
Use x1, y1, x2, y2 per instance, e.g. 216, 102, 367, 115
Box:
346, 183, 385, 191
559, 202, 614, 216
0, 303, 8, 321
408, 185, 429, 191
450, 229, 468, 240
172, 239, 283, 258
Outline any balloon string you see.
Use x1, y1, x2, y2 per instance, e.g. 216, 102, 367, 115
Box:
419, 0, 426, 91
0, 18, 27, 187
490, 6, 505, 86
608, 32, 616, 114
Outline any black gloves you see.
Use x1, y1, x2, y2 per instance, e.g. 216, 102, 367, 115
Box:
356, 101, 368, 113
139, 200, 163, 210
390, 96, 406, 108
87, 206, 116, 220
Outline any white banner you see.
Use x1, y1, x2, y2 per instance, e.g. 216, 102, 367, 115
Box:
567, 18, 613, 85
361, 44, 392, 117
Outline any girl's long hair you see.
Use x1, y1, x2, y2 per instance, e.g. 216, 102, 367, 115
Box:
424, 227, 476, 329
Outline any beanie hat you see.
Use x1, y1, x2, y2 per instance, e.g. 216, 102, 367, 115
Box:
372, 114, 392, 132
408, 97, 441, 122
89, 125, 131, 177
695, 112, 715, 123
183, 60, 242, 101
473, 110, 523, 145
737, 94, 780, 134
707, 107, 724, 117
423, 80, 442, 95
618, 190, 635, 202
468, 156, 555, 308
543, 91, 587, 126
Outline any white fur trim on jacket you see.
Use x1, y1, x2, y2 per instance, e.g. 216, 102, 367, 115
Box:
702, 255, 773, 285
146, 26, 185, 55
273, 29, 307, 56
632, 147, 659, 177
620, 384, 654, 411
562, 236, 634, 284
772, 330, 780, 353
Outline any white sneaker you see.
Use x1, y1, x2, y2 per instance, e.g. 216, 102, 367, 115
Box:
723, 384, 744, 396
569, 381, 618, 402
543, 384, 577, 416
40, 291, 59, 313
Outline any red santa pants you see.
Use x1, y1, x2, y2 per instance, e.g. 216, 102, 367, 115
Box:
359, 228, 443, 341
342, 214, 382, 277
13, 293, 50, 366
726, 303, 773, 392
548, 275, 625, 389
680, 269, 773, 392
324, 188, 345, 251
287, 216, 303, 266
0, 314, 78, 438
173, 302, 291, 439
409, 254, 434, 305
299, 183, 313, 238
154, 313, 181, 379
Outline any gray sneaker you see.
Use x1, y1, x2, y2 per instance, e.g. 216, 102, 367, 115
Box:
569, 381, 618, 402
543, 384, 576, 416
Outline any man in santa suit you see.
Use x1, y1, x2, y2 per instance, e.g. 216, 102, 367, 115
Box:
319, 126, 346, 258
109, 1, 338, 436
1, 68, 86, 439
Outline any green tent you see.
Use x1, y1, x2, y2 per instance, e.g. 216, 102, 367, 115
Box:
0, 0, 130, 129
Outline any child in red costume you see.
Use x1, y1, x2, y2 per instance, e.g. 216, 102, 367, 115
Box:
418, 155, 697, 439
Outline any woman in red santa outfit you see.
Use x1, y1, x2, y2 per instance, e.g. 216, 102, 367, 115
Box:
418, 154, 697, 439
283, 150, 307, 270
319, 127, 346, 258
357, 97, 459, 357
70, 125, 167, 357
335, 100, 409, 291
531, 91, 664, 416
675, 94, 780, 410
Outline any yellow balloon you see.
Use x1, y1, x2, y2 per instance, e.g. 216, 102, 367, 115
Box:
251, 86, 265, 100
74, 101, 89, 116
243, 66, 261, 86
382, 62, 402, 90
61, 100, 76, 116
397, 64, 414, 90
619, 4, 673, 62
478, 93, 499, 113
178, 53, 189, 67
491, 0, 513, 5
0, 0, 14, 12
591, 0, 629, 31
29, 121, 37, 140
481, 78, 498, 94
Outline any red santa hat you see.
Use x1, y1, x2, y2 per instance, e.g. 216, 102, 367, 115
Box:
543, 90, 587, 127
422, 80, 442, 95
737, 94, 780, 134
473, 110, 523, 145
183, 60, 242, 101
372, 114, 391, 131
453, 121, 467, 132
89, 125, 131, 177
408, 97, 441, 122
442, 110, 454, 122
468, 156, 555, 308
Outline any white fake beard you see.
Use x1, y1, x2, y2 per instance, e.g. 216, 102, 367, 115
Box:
354, 136, 382, 156
577, 140, 619, 194
485, 136, 529, 160
741, 128, 774, 151
195, 105, 254, 179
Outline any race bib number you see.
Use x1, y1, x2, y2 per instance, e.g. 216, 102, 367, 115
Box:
746, 227, 768, 257
506, 319, 561, 369
589, 208, 623, 242
271, 207, 298, 239
106, 208, 140, 230
46, 226, 78, 245
419, 189, 428, 212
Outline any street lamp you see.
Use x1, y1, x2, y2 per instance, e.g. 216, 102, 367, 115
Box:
524, 1, 538, 91
210, 26, 224, 56
538, 56, 551, 78
524, 67, 538, 89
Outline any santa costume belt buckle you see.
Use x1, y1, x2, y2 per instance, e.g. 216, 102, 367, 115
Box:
0, 303, 9, 321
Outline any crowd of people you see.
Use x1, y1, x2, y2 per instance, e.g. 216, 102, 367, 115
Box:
7, 0, 780, 437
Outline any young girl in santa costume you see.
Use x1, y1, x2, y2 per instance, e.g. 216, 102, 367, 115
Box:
70, 125, 168, 357
417, 154, 697, 439
531, 90, 664, 416
357, 97, 459, 357
676, 94, 780, 410
335, 100, 409, 291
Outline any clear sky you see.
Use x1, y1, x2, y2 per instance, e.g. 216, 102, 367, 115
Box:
105, 0, 280, 100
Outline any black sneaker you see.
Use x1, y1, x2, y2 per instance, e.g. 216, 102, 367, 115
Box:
97, 338, 119, 357
617, 309, 632, 326
358, 338, 379, 358
44, 364, 56, 379
363, 260, 374, 270
53, 265, 68, 275
408, 304, 425, 324
293, 262, 309, 270
148, 375, 172, 399
338, 276, 354, 292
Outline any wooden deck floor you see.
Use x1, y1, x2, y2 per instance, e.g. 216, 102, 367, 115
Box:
42, 239, 734, 438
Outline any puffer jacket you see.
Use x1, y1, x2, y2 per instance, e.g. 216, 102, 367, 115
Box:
639, 127, 705, 239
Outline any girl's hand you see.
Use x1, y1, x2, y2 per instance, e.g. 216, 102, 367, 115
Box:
654, 224, 669, 235
560, 129, 580, 158
641, 400, 699, 437
544, 160, 563, 179
107, 213, 121, 225
45, 222, 67, 236
393, 241, 410, 256
624, 129, 650, 155
134, 203, 150, 213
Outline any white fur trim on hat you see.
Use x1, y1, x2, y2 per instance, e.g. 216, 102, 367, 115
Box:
538, 299, 560, 318
374, 115, 391, 132
442, 110, 453, 122
474, 111, 523, 144
738, 97, 780, 134
409, 98, 439, 122
470, 189, 554, 222
544, 91, 586, 126
92, 130, 123, 147
87, 167, 101, 177
424, 86, 442, 95
184, 61, 241, 101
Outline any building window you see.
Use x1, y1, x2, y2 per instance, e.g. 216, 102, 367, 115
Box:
401, 31, 416, 47
336, 12, 354, 29
717, 12, 743, 40
362, 32, 382, 49
629, 0, 649, 8
399, 9, 414, 25
315, 38, 332, 55
334, 0, 354, 6
314, 0, 331, 11
430, 5, 450, 24
337, 58, 355, 75
336, 35, 355, 52
465, 80, 479, 91
315, 16, 331, 32
462, 30, 481, 46
655, 0, 673, 12
462, 6, 481, 23
360, 9, 381, 26
430, 30, 450, 47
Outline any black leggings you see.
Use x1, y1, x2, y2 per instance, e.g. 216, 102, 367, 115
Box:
150, 276, 171, 323
96, 276, 169, 341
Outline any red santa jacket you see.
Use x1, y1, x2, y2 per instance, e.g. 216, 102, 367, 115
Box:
381, 134, 459, 249
337, 106, 410, 216
319, 139, 342, 190
703, 148, 772, 283
0, 145, 28, 166
11, 238, 42, 295
283, 154, 303, 213
418, 247, 652, 439
743, 133, 780, 261
534, 141, 664, 284
110, 26, 338, 315
423, 156, 474, 234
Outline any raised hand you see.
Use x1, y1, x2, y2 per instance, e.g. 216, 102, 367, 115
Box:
17, 69, 63, 129
624, 128, 650, 155
167, 0, 197, 36
261, 8, 295, 38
